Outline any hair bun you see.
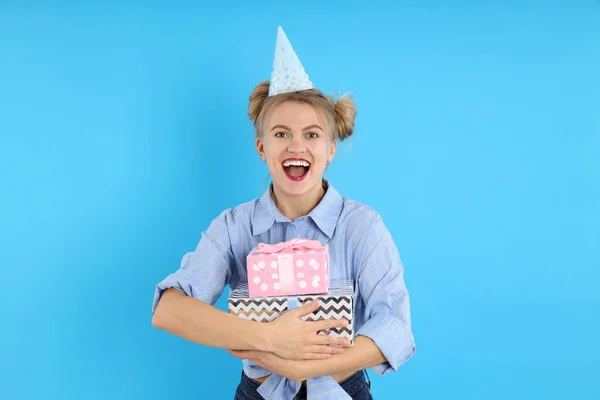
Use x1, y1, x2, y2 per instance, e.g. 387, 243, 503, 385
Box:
248, 80, 270, 124
333, 95, 357, 140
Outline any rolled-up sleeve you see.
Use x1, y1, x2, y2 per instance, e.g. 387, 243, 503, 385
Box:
355, 216, 416, 375
151, 211, 235, 315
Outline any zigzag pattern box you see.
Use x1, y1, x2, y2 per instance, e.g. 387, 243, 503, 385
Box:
228, 280, 355, 345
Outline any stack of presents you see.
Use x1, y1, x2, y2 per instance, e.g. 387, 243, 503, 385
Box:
228, 238, 354, 345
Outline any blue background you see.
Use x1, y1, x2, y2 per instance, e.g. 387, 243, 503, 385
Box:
1, 1, 598, 399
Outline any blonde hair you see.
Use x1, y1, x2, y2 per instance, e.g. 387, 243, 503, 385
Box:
248, 80, 356, 141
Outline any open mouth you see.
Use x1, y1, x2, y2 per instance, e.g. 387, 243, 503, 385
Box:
282, 158, 310, 181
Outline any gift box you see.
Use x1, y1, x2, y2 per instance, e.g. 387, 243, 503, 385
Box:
246, 238, 330, 298
228, 279, 355, 345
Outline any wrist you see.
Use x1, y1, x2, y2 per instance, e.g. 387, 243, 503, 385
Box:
331, 368, 359, 382
250, 321, 273, 352
296, 362, 312, 382
305, 352, 349, 380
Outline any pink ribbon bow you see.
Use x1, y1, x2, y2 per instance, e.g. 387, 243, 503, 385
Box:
254, 238, 323, 254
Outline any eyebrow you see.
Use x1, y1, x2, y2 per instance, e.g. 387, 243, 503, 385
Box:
270, 124, 323, 132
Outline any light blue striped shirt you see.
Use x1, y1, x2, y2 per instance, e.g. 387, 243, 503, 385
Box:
152, 181, 416, 399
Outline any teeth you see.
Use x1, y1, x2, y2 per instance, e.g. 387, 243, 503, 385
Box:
283, 160, 310, 167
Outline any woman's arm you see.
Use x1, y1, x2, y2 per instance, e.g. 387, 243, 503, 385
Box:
351, 215, 416, 375
152, 288, 271, 351
229, 335, 385, 382
303, 336, 385, 381
153, 288, 351, 359
151, 212, 269, 349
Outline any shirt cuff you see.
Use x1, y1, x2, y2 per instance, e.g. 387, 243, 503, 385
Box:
151, 276, 187, 315
356, 313, 416, 375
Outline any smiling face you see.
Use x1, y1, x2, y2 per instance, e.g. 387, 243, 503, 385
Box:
256, 101, 337, 198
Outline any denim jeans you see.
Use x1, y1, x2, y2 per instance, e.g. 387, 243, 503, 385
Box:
234, 370, 373, 400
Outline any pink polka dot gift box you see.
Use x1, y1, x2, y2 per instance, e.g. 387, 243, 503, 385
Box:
246, 238, 330, 298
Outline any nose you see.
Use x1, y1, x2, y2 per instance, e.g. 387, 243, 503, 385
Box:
287, 135, 306, 153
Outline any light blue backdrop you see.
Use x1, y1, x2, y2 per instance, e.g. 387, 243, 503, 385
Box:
1, 1, 598, 399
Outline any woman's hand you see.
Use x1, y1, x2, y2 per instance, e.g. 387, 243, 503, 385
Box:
228, 349, 308, 382
264, 299, 351, 360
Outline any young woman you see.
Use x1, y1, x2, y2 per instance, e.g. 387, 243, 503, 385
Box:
151, 27, 415, 400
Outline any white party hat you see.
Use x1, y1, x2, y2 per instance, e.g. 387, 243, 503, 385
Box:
268, 26, 315, 96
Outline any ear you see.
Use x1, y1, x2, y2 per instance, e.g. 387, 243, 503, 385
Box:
327, 139, 337, 163
256, 137, 266, 161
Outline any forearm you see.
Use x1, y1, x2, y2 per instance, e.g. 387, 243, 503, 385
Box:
152, 288, 270, 351
300, 336, 385, 381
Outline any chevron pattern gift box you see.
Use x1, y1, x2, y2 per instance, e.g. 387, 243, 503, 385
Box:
246, 238, 330, 298
228, 279, 355, 345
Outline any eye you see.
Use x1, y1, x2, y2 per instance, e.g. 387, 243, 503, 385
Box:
274, 131, 289, 138
306, 132, 319, 139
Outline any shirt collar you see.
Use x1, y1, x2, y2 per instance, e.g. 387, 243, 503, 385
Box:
252, 180, 344, 239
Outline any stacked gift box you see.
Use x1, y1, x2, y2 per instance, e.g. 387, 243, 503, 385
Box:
228, 239, 355, 345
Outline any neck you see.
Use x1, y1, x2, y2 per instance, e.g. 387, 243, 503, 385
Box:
271, 181, 327, 222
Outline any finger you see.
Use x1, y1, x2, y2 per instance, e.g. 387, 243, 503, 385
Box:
303, 352, 332, 360
287, 299, 319, 318
313, 335, 352, 348
313, 318, 349, 332
305, 345, 344, 355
